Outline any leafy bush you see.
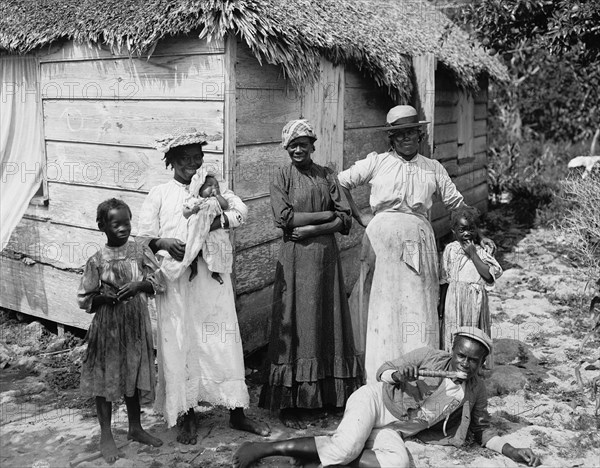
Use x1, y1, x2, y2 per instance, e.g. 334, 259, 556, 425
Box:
485, 83, 586, 226
560, 174, 600, 274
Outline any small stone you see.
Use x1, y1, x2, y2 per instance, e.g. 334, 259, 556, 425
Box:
21, 321, 44, 346
45, 337, 67, 353
113, 458, 131, 467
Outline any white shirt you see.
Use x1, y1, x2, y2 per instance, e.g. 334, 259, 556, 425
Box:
337, 151, 464, 216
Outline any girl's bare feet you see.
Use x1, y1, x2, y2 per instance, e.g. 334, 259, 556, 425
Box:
177, 409, 198, 444
128, 425, 163, 447
280, 408, 306, 430
229, 408, 271, 436
100, 430, 119, 463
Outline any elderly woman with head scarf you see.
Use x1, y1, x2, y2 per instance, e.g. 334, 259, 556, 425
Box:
339, 106, 495, 382
259, 120, 364, 429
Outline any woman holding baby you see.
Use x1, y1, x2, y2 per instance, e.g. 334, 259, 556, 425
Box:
138, 128, 270, 444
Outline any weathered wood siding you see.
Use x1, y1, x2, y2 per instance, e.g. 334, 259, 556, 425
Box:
233, 39, 298, 349
340, 68, 395, 287
431, 71, 488, 236
1, 35, 227, 329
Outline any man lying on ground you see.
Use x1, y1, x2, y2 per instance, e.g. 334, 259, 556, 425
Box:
233, 326, 542, 467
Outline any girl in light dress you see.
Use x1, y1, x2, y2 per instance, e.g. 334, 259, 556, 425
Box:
440, 206, 502, 368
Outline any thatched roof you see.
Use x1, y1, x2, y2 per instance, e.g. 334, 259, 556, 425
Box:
0, 0, 508, 101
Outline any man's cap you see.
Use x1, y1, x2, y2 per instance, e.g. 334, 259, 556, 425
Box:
453, 326, 493, 355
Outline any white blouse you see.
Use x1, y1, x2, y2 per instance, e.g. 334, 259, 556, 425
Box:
338, 151, 465, 216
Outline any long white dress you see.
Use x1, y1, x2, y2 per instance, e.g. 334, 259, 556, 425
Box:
137, 179, 249, 427
338, 151, 465, 382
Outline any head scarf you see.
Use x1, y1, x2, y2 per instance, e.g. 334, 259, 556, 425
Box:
281, 119, 317, 149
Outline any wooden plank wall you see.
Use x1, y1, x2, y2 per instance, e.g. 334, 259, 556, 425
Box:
431, 70, 488, 236
341, 68, 396, 288
1, 35, 227, 329
233, 39, 300, 349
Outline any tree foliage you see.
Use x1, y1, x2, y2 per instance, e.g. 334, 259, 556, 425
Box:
459, 0, 600, 142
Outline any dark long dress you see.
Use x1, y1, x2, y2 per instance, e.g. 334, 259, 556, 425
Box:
259, 162, 364, 411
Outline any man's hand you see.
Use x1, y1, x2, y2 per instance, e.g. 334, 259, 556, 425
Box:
392, 365, 419, 383
504, 446, 542, 466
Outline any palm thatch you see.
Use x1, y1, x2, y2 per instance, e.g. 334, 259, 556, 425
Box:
0, 0, 507, 101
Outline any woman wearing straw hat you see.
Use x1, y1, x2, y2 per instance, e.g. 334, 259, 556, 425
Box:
138, 128, 270, 443
259, 120, 364, 429
339, 106, 494, 382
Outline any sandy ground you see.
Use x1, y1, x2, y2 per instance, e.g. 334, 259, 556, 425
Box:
1, 226, 599, 468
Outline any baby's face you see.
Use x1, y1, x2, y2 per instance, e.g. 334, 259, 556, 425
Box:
199, 178, 219, 197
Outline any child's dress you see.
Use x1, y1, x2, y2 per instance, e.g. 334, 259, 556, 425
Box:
78, 240, 164, 404
440, 241, 502, 364
159, 171, 235, 281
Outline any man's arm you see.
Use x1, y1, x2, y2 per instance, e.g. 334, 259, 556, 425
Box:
376, 347, 437, 383
471, 383, 542, 466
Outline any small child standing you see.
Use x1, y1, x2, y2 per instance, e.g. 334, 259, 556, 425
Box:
78, 198, 164, 463
440, 206, 502, 367
160, 169, 235, 284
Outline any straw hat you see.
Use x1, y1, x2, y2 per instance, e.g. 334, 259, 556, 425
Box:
154, 127, 209, 153
372, 105, 429, 131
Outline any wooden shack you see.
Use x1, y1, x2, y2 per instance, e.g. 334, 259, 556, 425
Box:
0, 0, 507, 351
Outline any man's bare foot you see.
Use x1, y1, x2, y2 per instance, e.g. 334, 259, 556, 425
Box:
232, 442, 272, 468
229, 408, 271, 436
280, 409, 306, 430
177, 409, 197, 444
100, 430, 119, 463
127, 426, 163, 447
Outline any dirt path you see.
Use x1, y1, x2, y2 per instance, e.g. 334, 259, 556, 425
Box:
1, 227, 599, 468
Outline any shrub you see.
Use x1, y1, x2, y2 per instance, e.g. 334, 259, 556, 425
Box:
560, 174, 600, 274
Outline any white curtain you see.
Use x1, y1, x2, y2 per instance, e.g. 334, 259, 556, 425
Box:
0, 56, 44, 248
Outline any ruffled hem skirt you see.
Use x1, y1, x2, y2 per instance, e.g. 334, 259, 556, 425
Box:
259, 234, 364, 411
